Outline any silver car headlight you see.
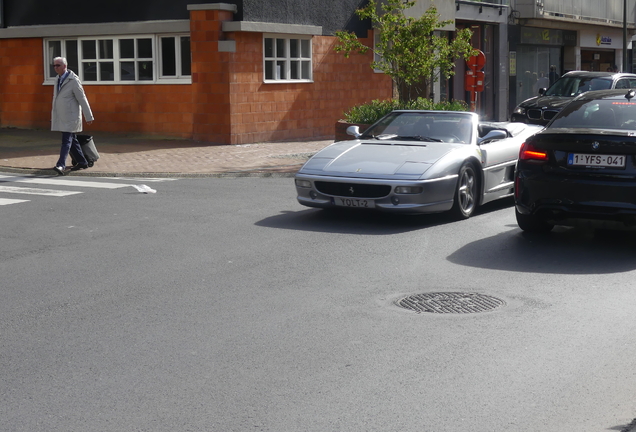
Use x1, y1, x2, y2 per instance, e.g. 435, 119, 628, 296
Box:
395, 186, 423, 194
513, 106, 526, 115
295, 179, 312, 188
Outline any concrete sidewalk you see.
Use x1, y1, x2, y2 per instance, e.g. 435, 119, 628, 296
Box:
0, 128, 333, 177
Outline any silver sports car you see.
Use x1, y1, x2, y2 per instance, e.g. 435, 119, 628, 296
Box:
295, 110, 543, 218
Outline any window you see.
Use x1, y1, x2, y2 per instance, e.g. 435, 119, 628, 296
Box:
44, 34, 191, 84
263, 35, 312, 82
373, 30, 383, 73
159, 36, 191, 78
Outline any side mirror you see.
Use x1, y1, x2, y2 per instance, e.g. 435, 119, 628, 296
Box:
538, 88, 547, 96
346, 125, 362, 138
478, 129, 507, 144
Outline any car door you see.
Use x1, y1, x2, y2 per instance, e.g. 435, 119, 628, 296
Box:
478, 130, 520, 202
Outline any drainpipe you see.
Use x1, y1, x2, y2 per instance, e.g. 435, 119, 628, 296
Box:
624, 0, 628, 72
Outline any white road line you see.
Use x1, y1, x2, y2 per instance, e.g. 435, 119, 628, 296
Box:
0, 186, 82, 197
0, 198, 30, 206
0, 175, 131, 189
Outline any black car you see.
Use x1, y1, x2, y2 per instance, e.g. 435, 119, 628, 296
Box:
514, 89, 636, 232
510, 71, 636, 125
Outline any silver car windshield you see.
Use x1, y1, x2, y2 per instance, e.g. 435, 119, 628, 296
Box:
361, 112, 474, 144
545, 76, 612, 97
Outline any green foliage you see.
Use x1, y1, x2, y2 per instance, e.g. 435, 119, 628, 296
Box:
342, 98, 469, 124
335, 0, 478, 103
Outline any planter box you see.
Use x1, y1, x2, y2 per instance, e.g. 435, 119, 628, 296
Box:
335, 120, 370, 142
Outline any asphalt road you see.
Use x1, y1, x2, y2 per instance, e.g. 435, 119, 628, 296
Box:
2, 173, 636, 432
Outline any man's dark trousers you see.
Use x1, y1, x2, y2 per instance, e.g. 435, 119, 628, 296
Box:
57, 132, 87, 168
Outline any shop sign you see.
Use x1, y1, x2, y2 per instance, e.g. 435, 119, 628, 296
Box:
597, 34, 613, 46
520, 27, 563, 45
510, 51, 517, 76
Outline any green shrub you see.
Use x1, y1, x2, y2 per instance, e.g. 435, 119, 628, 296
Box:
342, 98, 469, 124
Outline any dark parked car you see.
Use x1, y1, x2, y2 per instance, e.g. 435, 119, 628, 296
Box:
510, 71, 636, 125
514, 89, 636, 232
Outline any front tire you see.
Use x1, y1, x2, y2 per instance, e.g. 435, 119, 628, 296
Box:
515, 207, 553, 233
450, 163, 478, 220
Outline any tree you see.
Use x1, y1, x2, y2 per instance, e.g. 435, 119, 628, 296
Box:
335, 0, 477, 103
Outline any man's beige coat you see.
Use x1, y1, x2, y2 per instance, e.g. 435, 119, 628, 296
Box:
51, 70, 94, 133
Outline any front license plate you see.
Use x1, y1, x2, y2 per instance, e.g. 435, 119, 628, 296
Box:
332, 197, 375, 208
567, 153, 626, 168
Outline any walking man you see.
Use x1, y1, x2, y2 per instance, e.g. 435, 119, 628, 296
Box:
51, 57, 94, 175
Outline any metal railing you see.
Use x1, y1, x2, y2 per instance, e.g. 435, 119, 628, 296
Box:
459, 0, 510, 5
533, 0, 636, 26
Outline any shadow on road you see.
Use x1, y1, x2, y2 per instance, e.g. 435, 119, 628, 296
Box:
447, 224, 636, 274
258, 197, 514, 235
257, 207, 453, 234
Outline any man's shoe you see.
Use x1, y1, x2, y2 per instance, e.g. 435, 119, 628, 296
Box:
53, 166, 65, 176
71, 164, 89, 170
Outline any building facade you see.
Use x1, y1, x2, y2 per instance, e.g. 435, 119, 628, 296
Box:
3, 1, 634, 145
509, 0, 636, 112
0, 0, 394, 144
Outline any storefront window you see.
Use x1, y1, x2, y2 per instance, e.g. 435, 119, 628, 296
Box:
515, 46, 561, 105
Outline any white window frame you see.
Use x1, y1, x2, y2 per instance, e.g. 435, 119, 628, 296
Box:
43, 33, 191, 85
263, 34, 313, 83
158, 35, 192, 79
373, 29, 383, 73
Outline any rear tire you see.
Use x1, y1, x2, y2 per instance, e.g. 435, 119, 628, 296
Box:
515, 207, 553, 233
450, 163, 478, 220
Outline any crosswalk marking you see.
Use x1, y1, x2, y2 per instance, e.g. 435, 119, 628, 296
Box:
0, 174, 175, 207
0, 175, 131, 189
0, 198, 30, 206
0, 185, 82, 197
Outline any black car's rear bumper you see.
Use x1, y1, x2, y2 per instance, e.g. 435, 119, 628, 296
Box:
515, 170, 636, 225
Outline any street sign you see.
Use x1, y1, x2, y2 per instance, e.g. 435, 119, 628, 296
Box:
467, 50, 486, 72
465, 70, 485, 92
465, 50, 486, 112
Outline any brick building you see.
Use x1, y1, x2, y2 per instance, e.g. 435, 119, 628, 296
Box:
0, 1, 392, 144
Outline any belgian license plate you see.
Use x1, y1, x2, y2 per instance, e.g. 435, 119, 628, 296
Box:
567, 153, 626, 168
332, 197, 375, 208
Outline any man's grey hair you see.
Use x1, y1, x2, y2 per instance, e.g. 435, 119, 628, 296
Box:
53, 56, 68, 66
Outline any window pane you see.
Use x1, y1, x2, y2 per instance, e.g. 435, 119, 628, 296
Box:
301, 61, 311, 79
120, 39, 134, 58
276, 60, 286, 79
100, 62, 114, 81
48, 40, 61, 58
83, 62, 97, 81
264, 38, 273, 58
137, 39, 152, 58
290, 39, 298, 58
276, 39, 285, 58
48, 41, 61, 77
265, 60, 274, 80
290, 61, 299, 79
138, 61, 153, 80
66, 40, 78, 73
121, 61, 135, 81
301, 39, 310, 58
99, 40, 113, 59
82, 40, 96, 59
161, 37, 176, 76
180, 37, 191, 76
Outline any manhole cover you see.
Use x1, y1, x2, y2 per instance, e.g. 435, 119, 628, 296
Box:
396, 292, 505, 314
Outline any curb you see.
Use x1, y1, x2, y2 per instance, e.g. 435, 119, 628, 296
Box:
0, 166, 300, 178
